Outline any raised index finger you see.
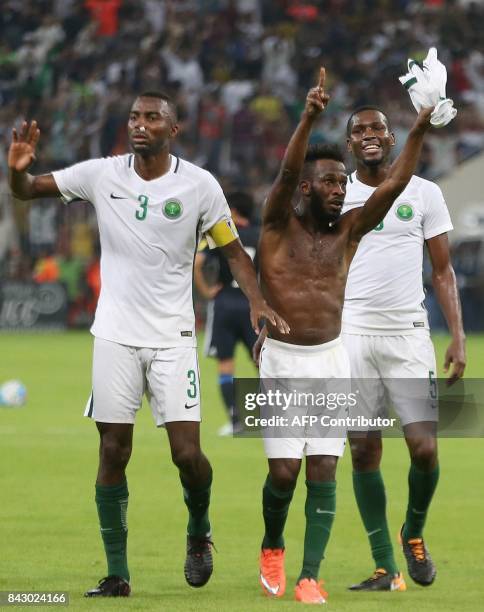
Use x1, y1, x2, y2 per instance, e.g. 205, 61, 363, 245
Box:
318, 67, 326, 90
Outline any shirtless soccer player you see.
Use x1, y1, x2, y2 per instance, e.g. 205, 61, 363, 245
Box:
8, 92, 288, 597
256, 69, 435, 604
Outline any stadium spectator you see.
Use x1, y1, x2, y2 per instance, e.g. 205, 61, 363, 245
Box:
32, 251, 59, 283
84, 0, 121, 37
197, 88, 226, 173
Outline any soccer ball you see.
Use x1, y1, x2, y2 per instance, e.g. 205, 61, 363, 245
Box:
0, 380, 27, 407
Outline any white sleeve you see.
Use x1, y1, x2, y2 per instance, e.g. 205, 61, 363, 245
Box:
52, 159, 104, 204
342, 200, 365, 213
422, 182, 453, 240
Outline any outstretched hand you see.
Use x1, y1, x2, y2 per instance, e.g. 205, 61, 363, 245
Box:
305, 67, 329, 117
8, 120, 40, 172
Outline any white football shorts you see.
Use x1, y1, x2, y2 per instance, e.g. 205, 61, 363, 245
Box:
259, 337, 350, 459
342, 332, 438, 427
84, 337, 201, 426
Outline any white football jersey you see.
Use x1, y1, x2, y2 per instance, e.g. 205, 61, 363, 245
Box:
53, 154, 235, 347
342, 172, 453, 333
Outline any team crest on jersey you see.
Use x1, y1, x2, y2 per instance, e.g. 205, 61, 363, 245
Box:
396, 203, 414, 221
373, 221, 384, 231
163, 198, 183, 219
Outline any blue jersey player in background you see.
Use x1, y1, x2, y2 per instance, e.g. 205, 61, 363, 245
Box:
194, 192, 260, 435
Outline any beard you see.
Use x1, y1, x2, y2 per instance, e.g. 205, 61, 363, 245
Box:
309, 196, 340, 224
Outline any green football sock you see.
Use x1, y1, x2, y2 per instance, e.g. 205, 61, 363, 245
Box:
352, 470, 399, 575
298, 480, 336, 581
181, 470, 212, 538
261, 475, 295, 549
403, 463, 440, 540
95, 479, 130, 581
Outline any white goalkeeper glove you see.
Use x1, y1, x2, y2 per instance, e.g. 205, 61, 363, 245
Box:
399, 47, 457, 128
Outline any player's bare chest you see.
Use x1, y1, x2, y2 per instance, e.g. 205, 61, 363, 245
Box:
284, 232, 344, 267
273, 229, 345, 272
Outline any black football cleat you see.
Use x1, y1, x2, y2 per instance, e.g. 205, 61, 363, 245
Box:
84, 575, 131, 597
399, 525, 436, 586
348, 568, 406, 591
184, 535, 214, 588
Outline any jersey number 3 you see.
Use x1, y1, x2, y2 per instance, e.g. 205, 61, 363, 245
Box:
187, 369, 197, 398
135, 195, 149, 221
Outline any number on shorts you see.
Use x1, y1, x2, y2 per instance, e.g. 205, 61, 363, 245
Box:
187, 369, 197, 398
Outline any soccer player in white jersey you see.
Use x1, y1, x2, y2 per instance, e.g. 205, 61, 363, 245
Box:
7, 92, 288, 598
343, 106, 466, 592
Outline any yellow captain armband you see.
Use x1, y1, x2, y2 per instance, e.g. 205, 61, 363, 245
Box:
206, 217, 239, 248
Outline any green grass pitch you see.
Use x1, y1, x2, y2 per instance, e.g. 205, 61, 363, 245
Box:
0, 333, 483, 611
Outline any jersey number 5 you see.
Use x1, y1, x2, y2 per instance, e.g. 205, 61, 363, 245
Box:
136, 195, 149, 221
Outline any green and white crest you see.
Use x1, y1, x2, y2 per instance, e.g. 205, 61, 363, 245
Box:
373, 221, 384, 232
163, 198, 183, 219
396, 203, 414, 221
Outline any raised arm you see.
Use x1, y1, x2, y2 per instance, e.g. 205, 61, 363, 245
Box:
349, 108, 433, 242
8, 120, 60, 200
262, 68, 329, 227
220, 239, 289, 335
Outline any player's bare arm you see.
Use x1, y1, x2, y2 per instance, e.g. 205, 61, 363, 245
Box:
8, 120, 60, 200
263, 68, 329, 228
426, 233, 466, 385
220, 239, 290, 335
346, 108, 433, 243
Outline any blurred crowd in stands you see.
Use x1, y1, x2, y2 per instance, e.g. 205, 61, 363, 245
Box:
1, 0, 483, 327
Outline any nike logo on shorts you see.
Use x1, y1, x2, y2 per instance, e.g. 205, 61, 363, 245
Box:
185, 403, 197, 409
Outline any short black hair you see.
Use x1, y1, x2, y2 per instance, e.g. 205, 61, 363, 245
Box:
301, 143, 345, 180
346, 105, 390, 137
136, 91, 178, 121
227, 191, 254, 220
304, 143, 345, 164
